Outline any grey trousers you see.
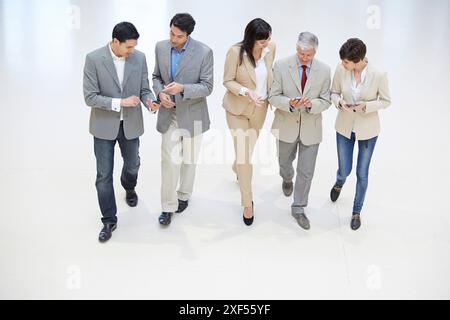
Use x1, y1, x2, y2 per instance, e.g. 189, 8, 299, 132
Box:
277, 137, 319, 215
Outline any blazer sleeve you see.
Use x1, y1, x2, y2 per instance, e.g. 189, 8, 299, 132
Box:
268, 61, 292, 113
309, 65, 331, 114
152, 44, 165, 100
140, 54, 156, 111
182, 48, 214, 100
331, 64, 343, 110
223, 46, 246, 96
364, 72, 391, 113
83, 54, 113, 111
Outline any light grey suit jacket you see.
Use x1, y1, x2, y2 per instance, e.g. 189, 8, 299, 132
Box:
83, 44, 155, 140
269, 56, 331, 145
152, 38, 214, 137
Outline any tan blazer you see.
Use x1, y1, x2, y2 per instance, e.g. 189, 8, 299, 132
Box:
269, 56, 331, 145
222, 42, 276, 115
331, 62, 391, 140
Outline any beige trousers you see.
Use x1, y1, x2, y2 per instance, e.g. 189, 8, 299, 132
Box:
161, 115, 203, 212
226, 104, 268, 207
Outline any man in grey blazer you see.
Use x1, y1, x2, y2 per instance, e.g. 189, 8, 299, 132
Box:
269, 32, 331, 230
152, 13, 213, 226
83, 22, 159, 242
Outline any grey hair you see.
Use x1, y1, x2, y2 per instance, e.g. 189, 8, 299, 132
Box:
296, 31, 318, 50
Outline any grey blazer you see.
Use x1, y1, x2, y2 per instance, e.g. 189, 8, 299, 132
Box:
152, 38, 214, 137
83, 44, 155, 140
269, 56, 331, 145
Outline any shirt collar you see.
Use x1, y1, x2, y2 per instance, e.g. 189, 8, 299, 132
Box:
361, 63, 368, 81
296, 56, 312, 69
261, 47, 270, 59
172, 37, 190, 53
353, 61, 369, 83
243, 46, 270, 58
109, 43, 125, 61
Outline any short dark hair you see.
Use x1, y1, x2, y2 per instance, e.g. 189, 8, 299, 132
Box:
112, 22, 140, 43
170, 13, 196, 35
339, 38, 367, 63
239, 18, 272, 67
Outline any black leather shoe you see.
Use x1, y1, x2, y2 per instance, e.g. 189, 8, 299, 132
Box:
126, 189, 138, 207
330, 183, 342, 202
243, 201, 254, 226
351, 213, 361, 230
175, 199, 188, 213
282, 180, 293, 197
159, 212, 173, 226
98, 223, 117, 243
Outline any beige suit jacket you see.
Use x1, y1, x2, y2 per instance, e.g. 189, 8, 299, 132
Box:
222, 42, 276, 115
331, 62, 391, 140
269, 55, 331, 145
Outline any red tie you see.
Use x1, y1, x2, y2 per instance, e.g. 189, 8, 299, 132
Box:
301, 65, 307, 92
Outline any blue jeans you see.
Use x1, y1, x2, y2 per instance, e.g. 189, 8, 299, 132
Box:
94, 122, 140, 224
335, 132, 377, 214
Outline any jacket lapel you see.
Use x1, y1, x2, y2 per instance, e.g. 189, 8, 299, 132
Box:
288, 55, 301, 95
102, 45, 121, 90
243, 53, 257, 86
162, 41, 172, 82
341, 68, 353, 102
302, 59, 318, 96
358, 63, 375, 102
264, 47, 273, 89
174, 38, 195, 79
122, 54, 137, 89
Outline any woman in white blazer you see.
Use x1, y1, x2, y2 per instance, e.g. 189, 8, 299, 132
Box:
330, 38, 391, 230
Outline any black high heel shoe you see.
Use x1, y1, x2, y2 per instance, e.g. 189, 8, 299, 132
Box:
243, 201, 254, 226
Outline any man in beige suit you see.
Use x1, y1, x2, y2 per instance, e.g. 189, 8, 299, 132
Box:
269, 32, 331, 230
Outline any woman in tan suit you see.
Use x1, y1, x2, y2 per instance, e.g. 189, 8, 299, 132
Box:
330, 38, 391, 230
223, 18, 275, 226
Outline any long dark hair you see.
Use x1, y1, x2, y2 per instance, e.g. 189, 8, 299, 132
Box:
238, 18, 272, 67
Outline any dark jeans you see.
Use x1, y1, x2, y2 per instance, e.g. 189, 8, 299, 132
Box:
335, 132, 377, 214
94, 122, 140, 224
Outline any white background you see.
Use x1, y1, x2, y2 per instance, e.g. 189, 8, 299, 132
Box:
0, 0, 449, 299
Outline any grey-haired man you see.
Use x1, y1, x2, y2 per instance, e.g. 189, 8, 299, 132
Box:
269, 31, 331, 229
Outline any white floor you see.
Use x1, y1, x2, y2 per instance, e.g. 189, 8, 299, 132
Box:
1, 0, 449, 299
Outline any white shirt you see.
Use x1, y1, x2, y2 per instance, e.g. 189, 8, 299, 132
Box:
351, 64, 368, 104
350, 63, 368, 132
109, 44, 126, 120
239, 47, 270, 99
